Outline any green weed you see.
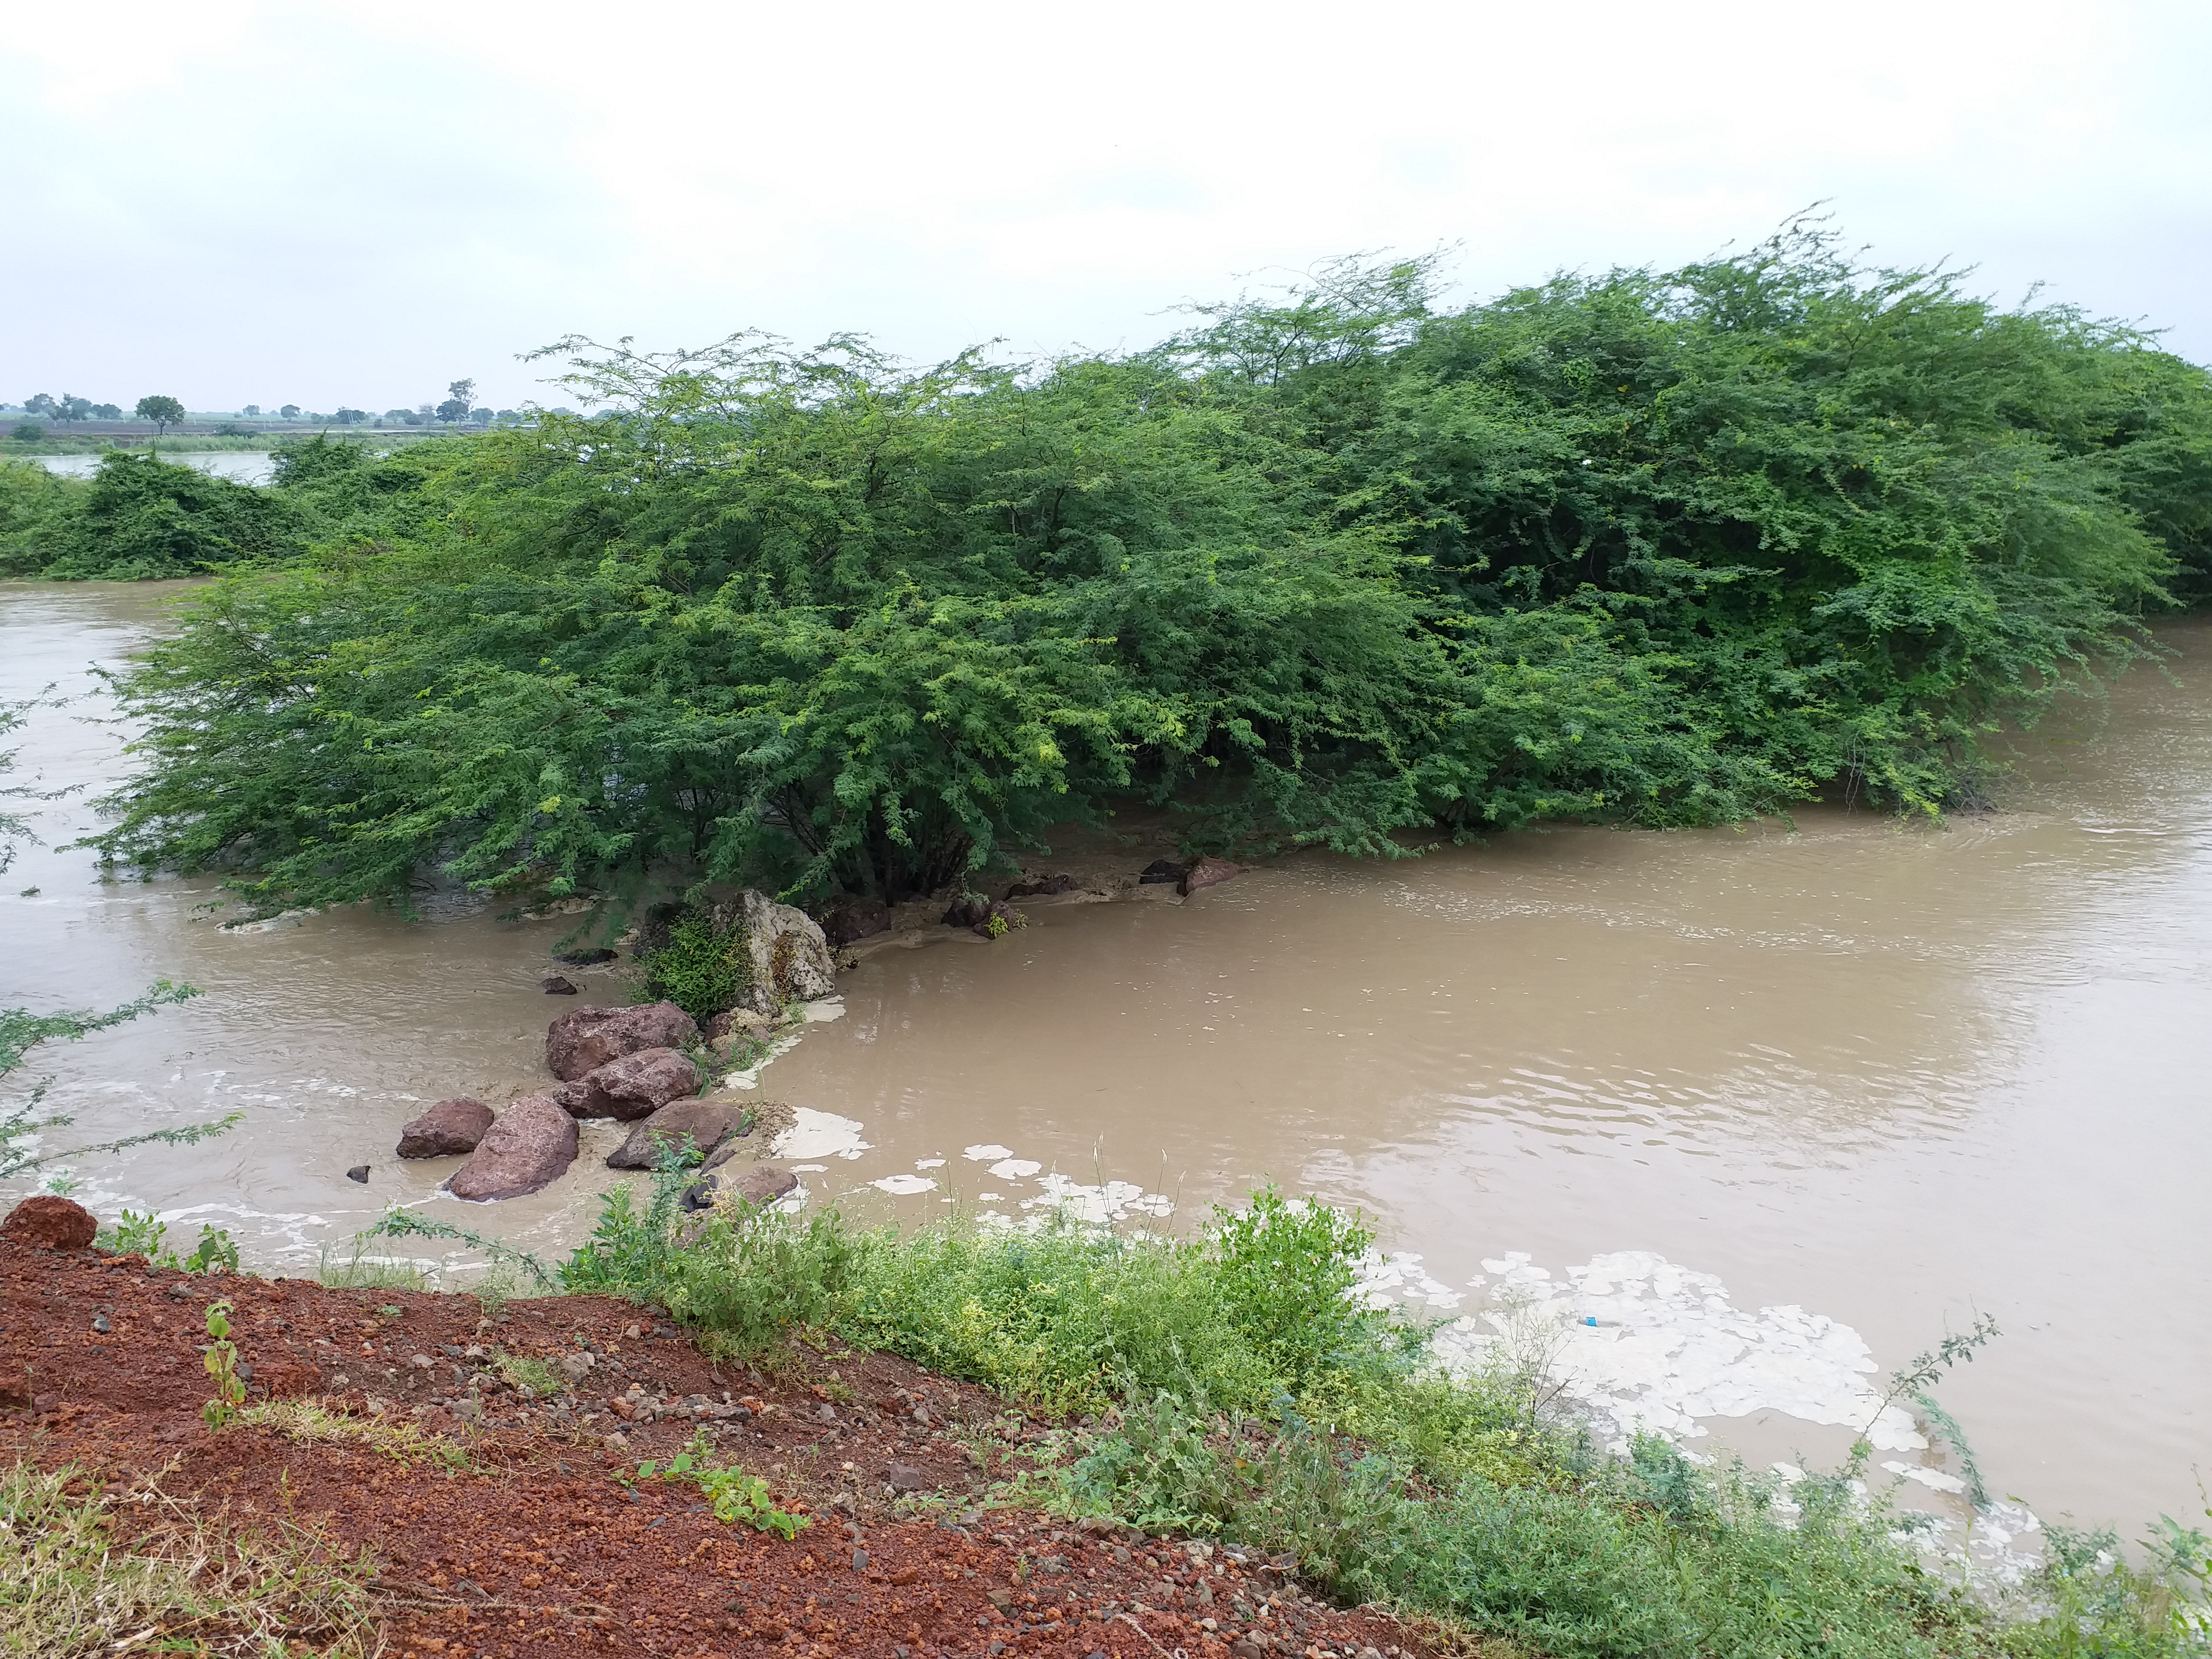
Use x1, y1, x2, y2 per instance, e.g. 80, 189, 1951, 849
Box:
639, 1435, 810, 1539
313, 1233, 430, 1292
490, 1351, 563, 1400
0, 1458, 379, 1657
201, 1299, 245, 1428
238, 1398, 473, 1471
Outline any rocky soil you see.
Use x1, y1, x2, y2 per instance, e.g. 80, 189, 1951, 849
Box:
1, 1234, 1429, 1659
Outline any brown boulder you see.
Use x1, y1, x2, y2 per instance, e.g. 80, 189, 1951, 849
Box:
447, 1094, 579, 1201
606, 1098, 748, 1169
557, 1046, 700, 1121
545, 1002, 698, 1082
681, 1143, 799, 1211
818, 894, 890, 947
1179, 855, 1242, 896
733, 1163, 800, 1205
0, 1195, 96, 1251
395, 1096, 495, 1158
1007, 872, 1079, 898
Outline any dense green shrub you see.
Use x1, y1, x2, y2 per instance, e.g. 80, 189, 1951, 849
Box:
85, 227, 2212, 912
638, 911, 749, 1021
6, 454, 296, 578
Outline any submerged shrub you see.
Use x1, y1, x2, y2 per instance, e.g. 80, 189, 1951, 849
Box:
87, 224, 2212, 914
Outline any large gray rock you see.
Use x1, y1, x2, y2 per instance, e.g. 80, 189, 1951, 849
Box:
605, 1098, 747, 1169
395, 1096, 494, 1158
545, 1002, 698, 1082
447, 1094, 578, 1201
555, 1046, 700, 1121
713, 890, 837, 1014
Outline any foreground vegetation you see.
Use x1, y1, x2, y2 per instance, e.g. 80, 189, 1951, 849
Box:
372, 1165, 2212, 1659
0, 226, 2193, 916
0, 1460, 379, 1657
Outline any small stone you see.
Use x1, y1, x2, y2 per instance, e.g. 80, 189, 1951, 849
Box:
852, 1548, 870, 1572
886, 1462, 930, 1492
90, 1314, 110, 1334
346, 1165, 370, 1183
559, 1351, 596, 1383
541, 975, 579, 995
602, 1431, 629, 1452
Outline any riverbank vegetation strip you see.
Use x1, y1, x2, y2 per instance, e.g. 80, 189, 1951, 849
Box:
0, 225, 2192, 913
367, 1166, 2212, 1659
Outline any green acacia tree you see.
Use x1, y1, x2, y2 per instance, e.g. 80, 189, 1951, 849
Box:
81, 225, 2212, 918
134, 394, 185, 441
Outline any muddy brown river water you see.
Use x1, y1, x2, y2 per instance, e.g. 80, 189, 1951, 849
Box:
3, 580, 2207, 1537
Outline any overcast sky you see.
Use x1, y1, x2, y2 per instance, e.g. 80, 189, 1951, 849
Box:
5, 0, 2208, 413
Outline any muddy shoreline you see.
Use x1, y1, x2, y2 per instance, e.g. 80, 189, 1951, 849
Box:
0, 1234, 1427, 1659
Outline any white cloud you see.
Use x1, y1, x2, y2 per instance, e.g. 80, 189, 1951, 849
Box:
4, 0, 2206, 411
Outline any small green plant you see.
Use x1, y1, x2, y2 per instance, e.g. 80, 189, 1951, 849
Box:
102, 1211, 241, 1274
639, 1435, 810, 1539
96, 1208, 167, 1257
491, 1351, 563, 1400
202, 1299, 246, 1428
642, 910, 749, 1021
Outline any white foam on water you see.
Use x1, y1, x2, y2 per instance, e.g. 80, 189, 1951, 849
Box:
963, 1144, 1013, 1161
1353, 1249, 1464, 1310
1884, 1460, 1967, 1495
915, 1158, 946, 1169
988, 1158, 1041, 1179
871, 1174, 937, 1195
1019, 1173, 1174, 1223
715, 998, 845, 1091
774, 1108, 872, 1161
1380, 1249, 1928, 1457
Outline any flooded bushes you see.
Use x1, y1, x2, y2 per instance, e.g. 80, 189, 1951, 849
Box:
87, 226, 2212, 914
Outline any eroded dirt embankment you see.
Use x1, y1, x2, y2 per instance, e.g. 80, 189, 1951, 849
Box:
1, 1240, 1430, 1659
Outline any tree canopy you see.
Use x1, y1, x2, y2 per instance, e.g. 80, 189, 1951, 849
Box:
134, 394, 185, 435
29, 227, 2211, 917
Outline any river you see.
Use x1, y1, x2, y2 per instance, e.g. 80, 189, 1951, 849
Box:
2, 579, 2207, 1537
27, 452, 277, 484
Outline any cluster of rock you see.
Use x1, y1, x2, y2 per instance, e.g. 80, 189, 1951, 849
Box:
390, 890, 841, 1203
1139, 855, 1241, 896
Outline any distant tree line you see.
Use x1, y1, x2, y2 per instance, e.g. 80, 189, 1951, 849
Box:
7, 378, 529, 440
